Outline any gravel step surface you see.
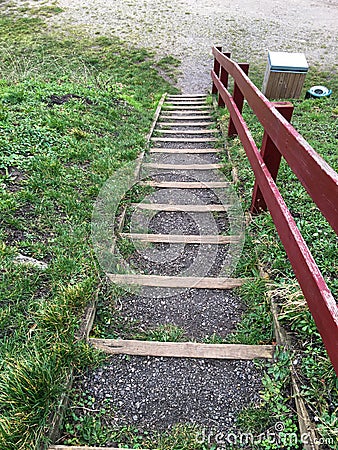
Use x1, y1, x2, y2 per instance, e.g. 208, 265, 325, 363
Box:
125, 243, 233, 277
128, 209, 231, 231
147, 152, 220, 164
78, 356, 263, 432
142, 169, 227, 183
109, 288, 244, 339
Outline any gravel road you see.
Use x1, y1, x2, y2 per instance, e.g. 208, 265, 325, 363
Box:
49, 0, 338, 92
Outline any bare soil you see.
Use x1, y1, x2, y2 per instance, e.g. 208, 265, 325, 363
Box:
46, 0, 338, 93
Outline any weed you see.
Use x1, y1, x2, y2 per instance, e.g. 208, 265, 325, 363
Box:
226, 279, 274, 345
237, 350, 300, 449
134, 323, 187, 342
62, 389, 213, 450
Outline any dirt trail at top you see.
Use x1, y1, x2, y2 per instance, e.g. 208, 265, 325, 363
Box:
50, 0, 338, 93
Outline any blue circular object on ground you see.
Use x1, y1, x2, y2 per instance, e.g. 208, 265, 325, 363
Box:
306, 85, 332, 98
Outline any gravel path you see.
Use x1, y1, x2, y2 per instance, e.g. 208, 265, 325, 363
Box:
48, 0, 338, 92
78, 355, 262, 432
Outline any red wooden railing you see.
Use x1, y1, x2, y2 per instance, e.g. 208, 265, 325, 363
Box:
211, 46, 338, 375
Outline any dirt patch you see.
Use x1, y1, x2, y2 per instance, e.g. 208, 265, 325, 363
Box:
46, 93, 93, 107
41, 0, 338, 93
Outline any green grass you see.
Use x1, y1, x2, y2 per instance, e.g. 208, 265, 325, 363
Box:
0, 9, 178, 449
217, 65, 338, 447
62, 391, 213, 450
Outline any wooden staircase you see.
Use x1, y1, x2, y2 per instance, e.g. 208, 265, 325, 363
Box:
50, 94, 275, 450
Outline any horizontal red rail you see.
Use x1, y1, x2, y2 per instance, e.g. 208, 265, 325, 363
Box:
212, 47, 338, 235
211, 47, 338, 374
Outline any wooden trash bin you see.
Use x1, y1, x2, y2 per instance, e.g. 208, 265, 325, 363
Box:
262, 51, 309, 99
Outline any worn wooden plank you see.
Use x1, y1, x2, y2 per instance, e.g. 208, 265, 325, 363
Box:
162, 111, 211, 116
160, 115, 212, 120
291, 371, 320, 450
146, 93, 167, 141
156, 129, 218, 135
139, 180, 230, 188
131, 203, 230, 212
149, 147, 222, 154
151, 137, 217, 143
164, 105, 211, 110
269, 295, 319, 449
167, 101, 207, 105
120, 233, 240, 244
107, 274, 245, 289
167, 94, 207, 98
90, 339, 275, 360
158, 122, 214, 127
134, 93, 167, 181
143, 162, 221, 170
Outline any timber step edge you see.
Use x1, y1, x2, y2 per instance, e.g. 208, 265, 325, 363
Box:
139, 181, 231, 188
161, 110, 212, 115
148, 147, 222, 154
164, 106, 211, 111
143, 162, 222, 170
155, 129, 218, 135
160, 115, 212, 120
167, 94, 207, 98
166, 101, 207, 105
107, 273, 246, 289
130, 202, 230, 212
151, 137, 217, 143
120, 232, 241, 244
89, 339, 276, 360
157, 122, 214, 126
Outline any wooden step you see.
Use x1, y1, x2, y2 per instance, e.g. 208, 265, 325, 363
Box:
143, 162, 221, 170
164, 98, 206, 105
151, 137, 217, 143
149, 147, 222, 154
155, 129, 218, 135
139, 181, 231, 189
160, 115, 212, 120
166, 101, 207, 106
164, 105, 211, 110
107, 274, 246, 289
158, 122, 213, 127
167, 94, 207, 98
120, 233, 240, 244
131, 203, 230, 212
90, 339, 275, 360
162, 109, 211, 114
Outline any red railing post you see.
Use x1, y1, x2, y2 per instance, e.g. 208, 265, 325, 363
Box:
212, 46, 222, 95
228, 63, 249, 136
218, 52, 231, 107
251, 102, 294, 213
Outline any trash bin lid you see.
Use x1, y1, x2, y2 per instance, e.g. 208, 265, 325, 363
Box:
268, 51, 309, 72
